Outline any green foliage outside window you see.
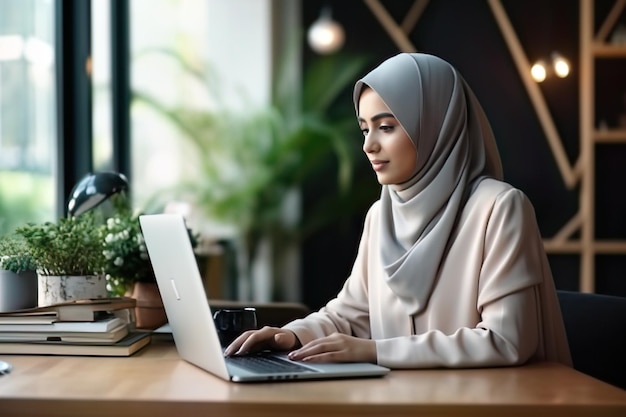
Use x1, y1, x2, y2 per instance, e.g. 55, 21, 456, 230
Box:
0, 171, 55, 236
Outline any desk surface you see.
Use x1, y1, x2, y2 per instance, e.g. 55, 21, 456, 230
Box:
1, 337, 625, 417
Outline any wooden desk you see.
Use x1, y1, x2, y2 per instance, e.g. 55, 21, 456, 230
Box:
1, 337, 625, 417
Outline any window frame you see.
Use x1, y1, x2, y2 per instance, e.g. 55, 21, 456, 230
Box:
54, 0, 130, 217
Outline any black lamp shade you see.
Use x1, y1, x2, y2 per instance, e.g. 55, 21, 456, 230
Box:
67, 172, 129, 216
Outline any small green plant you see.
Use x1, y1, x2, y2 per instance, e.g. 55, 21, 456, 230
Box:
102, 206, 199, 296
14, 212, 106, 276
0, 233, 37, 273
102, 207, 153, 296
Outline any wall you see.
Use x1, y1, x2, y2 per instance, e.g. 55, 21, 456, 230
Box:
300, 0, 626, 310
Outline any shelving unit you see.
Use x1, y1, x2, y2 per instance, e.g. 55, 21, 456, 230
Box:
543, 0, 626, 292
363, 0, 626, 292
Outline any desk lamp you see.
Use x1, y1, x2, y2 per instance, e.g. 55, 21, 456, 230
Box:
67, 172, 129, 217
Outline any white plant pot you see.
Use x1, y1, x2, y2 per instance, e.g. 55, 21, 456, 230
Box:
37, 274, 108, 306
0, 270, 38, 312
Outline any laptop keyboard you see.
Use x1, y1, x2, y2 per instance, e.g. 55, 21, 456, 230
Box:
227, 353, 317, 374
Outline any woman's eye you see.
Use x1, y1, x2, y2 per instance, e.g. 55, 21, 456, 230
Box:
361, 128, 369, 136
380, 125, 394, 132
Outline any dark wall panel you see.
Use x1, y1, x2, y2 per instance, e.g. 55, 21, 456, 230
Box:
300, 0, 626, 309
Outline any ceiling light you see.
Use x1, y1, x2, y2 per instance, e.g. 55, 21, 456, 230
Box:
552, 52, 570, 78
531, 61, 548, 83
307, 7, 345, 55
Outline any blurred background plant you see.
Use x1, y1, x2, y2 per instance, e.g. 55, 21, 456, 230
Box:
0, 172, 54, 236
132, 46, 368, 300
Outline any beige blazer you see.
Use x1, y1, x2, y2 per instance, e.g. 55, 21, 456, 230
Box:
285, 179, 572, 369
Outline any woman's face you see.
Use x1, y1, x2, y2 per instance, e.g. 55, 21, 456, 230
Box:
358, 88, 417, 188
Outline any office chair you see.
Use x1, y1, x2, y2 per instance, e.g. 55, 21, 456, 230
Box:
557, 290, 626, 390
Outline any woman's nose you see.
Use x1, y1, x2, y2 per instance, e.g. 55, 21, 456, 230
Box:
362, 132, 379, 154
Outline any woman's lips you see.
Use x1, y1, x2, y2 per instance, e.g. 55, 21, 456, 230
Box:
370, 160, 388, 172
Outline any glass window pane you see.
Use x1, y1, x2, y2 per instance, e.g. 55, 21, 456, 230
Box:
129, 0, 211, 211
0, 0, 56, 234
92, 0, 113, 172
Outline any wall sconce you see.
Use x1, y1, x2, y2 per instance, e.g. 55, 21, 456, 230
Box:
531, 51, 570, 82
307, 6, 345, 55
531, 60, 548, 83
551, 52, 570, 78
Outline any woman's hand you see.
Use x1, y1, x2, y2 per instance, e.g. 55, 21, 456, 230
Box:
287, 333, 377, 364
224, 326, 300, 357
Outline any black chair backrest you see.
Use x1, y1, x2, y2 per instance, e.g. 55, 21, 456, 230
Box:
557, 290, 626, 390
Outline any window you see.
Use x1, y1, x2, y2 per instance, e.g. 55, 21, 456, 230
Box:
92, 0, 113, 172
0, 0, 57, 234
129, 0, 213, 210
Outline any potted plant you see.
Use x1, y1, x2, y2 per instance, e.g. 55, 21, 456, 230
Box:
101, 204, 198, 328
0, 233, 38, 312
13, 212, 108, 306
101, 207, 162, 329
102, 207, 154, 297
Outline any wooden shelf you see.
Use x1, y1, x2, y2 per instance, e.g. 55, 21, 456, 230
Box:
593, 43, 626, 57
594, 129, 626, 142
565, 0, 626, 292
544, 239, 626, 254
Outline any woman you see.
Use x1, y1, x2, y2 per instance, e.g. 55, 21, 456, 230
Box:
225, 53, 572, 368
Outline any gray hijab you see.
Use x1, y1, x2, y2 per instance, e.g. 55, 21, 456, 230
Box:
353, 53, 503, 315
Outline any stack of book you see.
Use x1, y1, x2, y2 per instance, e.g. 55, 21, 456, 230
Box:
0, 297, 151, 356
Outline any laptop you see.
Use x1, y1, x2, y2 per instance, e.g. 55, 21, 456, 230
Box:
139, 213, 390, 382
